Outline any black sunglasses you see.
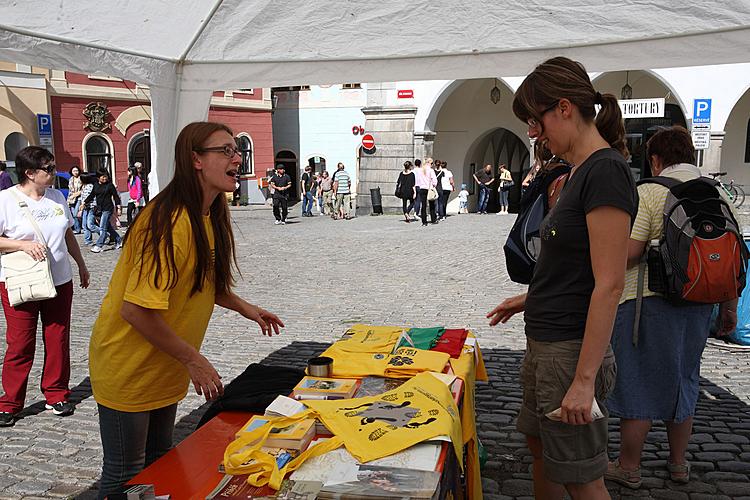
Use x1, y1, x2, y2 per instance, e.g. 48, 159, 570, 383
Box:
36, 163, 56, 173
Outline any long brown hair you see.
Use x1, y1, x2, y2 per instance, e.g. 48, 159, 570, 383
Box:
512, 57, 627, 158
124, 122, 237, 297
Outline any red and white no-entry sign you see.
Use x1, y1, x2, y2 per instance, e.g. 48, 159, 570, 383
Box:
361, 134, 375, 150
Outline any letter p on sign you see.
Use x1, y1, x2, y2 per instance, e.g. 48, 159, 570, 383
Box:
693, 99, 711, 124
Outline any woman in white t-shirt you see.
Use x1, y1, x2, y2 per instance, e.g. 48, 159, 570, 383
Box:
0, 146, 89, 428
438, 161, 454, 220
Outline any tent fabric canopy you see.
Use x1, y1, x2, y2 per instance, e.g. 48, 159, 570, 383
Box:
2, 0, 750, 189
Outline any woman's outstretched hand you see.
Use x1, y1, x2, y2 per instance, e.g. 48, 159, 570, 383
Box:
245, 304, 285, 336
487, 293, 527, 326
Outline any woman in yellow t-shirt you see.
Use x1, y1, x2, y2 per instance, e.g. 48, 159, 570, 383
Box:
89, 122, 284, 498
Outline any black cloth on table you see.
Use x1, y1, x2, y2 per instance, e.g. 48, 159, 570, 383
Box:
197, 363, 305, 428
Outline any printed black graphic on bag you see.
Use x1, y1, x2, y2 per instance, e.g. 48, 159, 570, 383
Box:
339, 392, 440, 441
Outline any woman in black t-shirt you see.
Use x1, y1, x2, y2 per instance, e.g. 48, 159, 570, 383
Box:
395, 161, 416, 222
487, 57, 636, 499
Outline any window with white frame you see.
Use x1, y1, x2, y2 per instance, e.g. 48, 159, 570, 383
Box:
237, 135, 254, 175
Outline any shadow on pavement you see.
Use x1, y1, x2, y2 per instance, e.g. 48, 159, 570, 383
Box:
15, 376, 93, 422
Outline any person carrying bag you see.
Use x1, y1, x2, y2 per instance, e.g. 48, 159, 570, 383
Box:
1, 190, 57, 306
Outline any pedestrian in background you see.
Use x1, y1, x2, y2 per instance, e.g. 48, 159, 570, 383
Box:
332, 162, 352, 220
0, 146, 89, 428
315, 172, 324, 215
458, 184, 469, 213
396, 160, 416, 223
88, 122, 283, 497
0, 161, 13, 191
434, 160, 445, 219
126, 166, 143, 227
498, 164, 512, 214
319, 170, 334, 216
473, 164, 494, 214
488, 56, 635, 500
67, 166, 83, 233
270, 164, 291, 225
300, 165, 315, 217
78, 174, 98, 246
414, 157, 438, 226
411, 159, 423, 220
136, 162, 149, 204
439, 160, 454, 220
85, 169, 122, 253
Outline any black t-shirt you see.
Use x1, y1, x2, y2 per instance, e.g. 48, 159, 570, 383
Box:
301, 172, 314, 192
475, 169, 492, 184
85, 182, 120, 213
271, 173, 291, 199
524, 148, 637, 342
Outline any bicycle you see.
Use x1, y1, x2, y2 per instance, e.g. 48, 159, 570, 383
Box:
709, 172, 745, 209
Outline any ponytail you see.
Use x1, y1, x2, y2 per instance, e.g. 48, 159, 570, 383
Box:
513, 57, 628, 159
595, 93, 628, 158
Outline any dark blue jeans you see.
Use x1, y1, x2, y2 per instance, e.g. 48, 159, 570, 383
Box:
97, 403, 177, 499
302, 191, 314, 214
478, 185, 490, 213
95, 210, 121, 247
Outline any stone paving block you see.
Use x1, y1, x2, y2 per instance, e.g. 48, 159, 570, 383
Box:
717, 481, 750, 496
701, 443, 741, 453
702, 471, 750, 482
718, 460, 750, 473
650, 490, 689, 500
500, 478, 533, 496
693, 451, 736, 462
716, 432, 750, 444
689, 495, 731, 500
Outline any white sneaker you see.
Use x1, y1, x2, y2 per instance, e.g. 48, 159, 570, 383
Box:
90, 245, 103, 253
280, 221, 286, 225
274, 220, 282, 225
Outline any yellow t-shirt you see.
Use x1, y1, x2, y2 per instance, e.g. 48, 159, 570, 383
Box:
89, 207, 216, 412
621, 165, 738, 303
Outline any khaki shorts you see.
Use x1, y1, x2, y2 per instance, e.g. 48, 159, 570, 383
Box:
517, 337, 616, 485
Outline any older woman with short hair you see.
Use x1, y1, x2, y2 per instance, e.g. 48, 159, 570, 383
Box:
605, 126, 739, 488
0, 146, 89, 427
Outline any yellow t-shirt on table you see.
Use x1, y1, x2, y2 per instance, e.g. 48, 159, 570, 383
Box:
89, 207, 216, 412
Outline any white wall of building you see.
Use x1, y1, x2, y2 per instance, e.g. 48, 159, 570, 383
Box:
272, 86, 366, 194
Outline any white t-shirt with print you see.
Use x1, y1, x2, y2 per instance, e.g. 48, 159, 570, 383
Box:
0, 186, 74, 286
458, 189, 469, 202
441, 169, 454, 191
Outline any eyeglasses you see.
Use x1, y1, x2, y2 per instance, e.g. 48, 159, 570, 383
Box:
194, 145, 240, 158
37, 164, 56, 173
527, 101, 559, 129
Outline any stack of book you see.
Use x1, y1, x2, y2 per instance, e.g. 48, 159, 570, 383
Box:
235, 415, 316, 451
291, 376, 358, 400
205, 474, 275, 499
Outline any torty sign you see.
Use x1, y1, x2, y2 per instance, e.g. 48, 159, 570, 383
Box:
362, 134, 375, 150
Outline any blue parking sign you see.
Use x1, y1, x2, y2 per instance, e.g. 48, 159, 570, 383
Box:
693, 99, 711, 124
37, 114, 52, 136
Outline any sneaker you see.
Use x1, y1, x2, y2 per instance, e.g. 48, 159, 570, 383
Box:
274, 220, 282, 225
45, 401, 75, 416
0, 412, 14, 427
90, 245, 103, 253
280, 221, 286, 225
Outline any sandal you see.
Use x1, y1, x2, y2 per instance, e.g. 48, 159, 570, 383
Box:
605, 459, 642, 489
667, 461, 690, 484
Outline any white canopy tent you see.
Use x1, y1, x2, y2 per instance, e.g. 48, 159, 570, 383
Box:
2, 0, 750, 191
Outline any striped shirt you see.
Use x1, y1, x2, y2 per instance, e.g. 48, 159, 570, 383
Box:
333, 170, 351, 194
621, 163, 737, 303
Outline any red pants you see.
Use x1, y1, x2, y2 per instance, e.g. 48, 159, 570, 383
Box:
0, 280, 73, 414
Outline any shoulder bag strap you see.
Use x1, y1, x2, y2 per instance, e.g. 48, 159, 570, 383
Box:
632, 250, 647, 347
8, 188, 49, 247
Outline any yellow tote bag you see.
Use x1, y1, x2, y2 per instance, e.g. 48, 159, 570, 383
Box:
224, 372, 463, 490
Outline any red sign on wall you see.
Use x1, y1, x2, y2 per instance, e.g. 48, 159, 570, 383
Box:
361, 134, 375, 150
397, 89, 414, 99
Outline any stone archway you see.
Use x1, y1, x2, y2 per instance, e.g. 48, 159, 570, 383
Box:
430, 78, 530, 213
463, 128, 529, 213
720, 84, 750, 186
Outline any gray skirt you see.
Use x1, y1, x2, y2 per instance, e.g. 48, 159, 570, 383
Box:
606, 296, 712, 423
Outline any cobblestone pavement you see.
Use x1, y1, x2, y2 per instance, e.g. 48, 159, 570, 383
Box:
1, 206, 749, 499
